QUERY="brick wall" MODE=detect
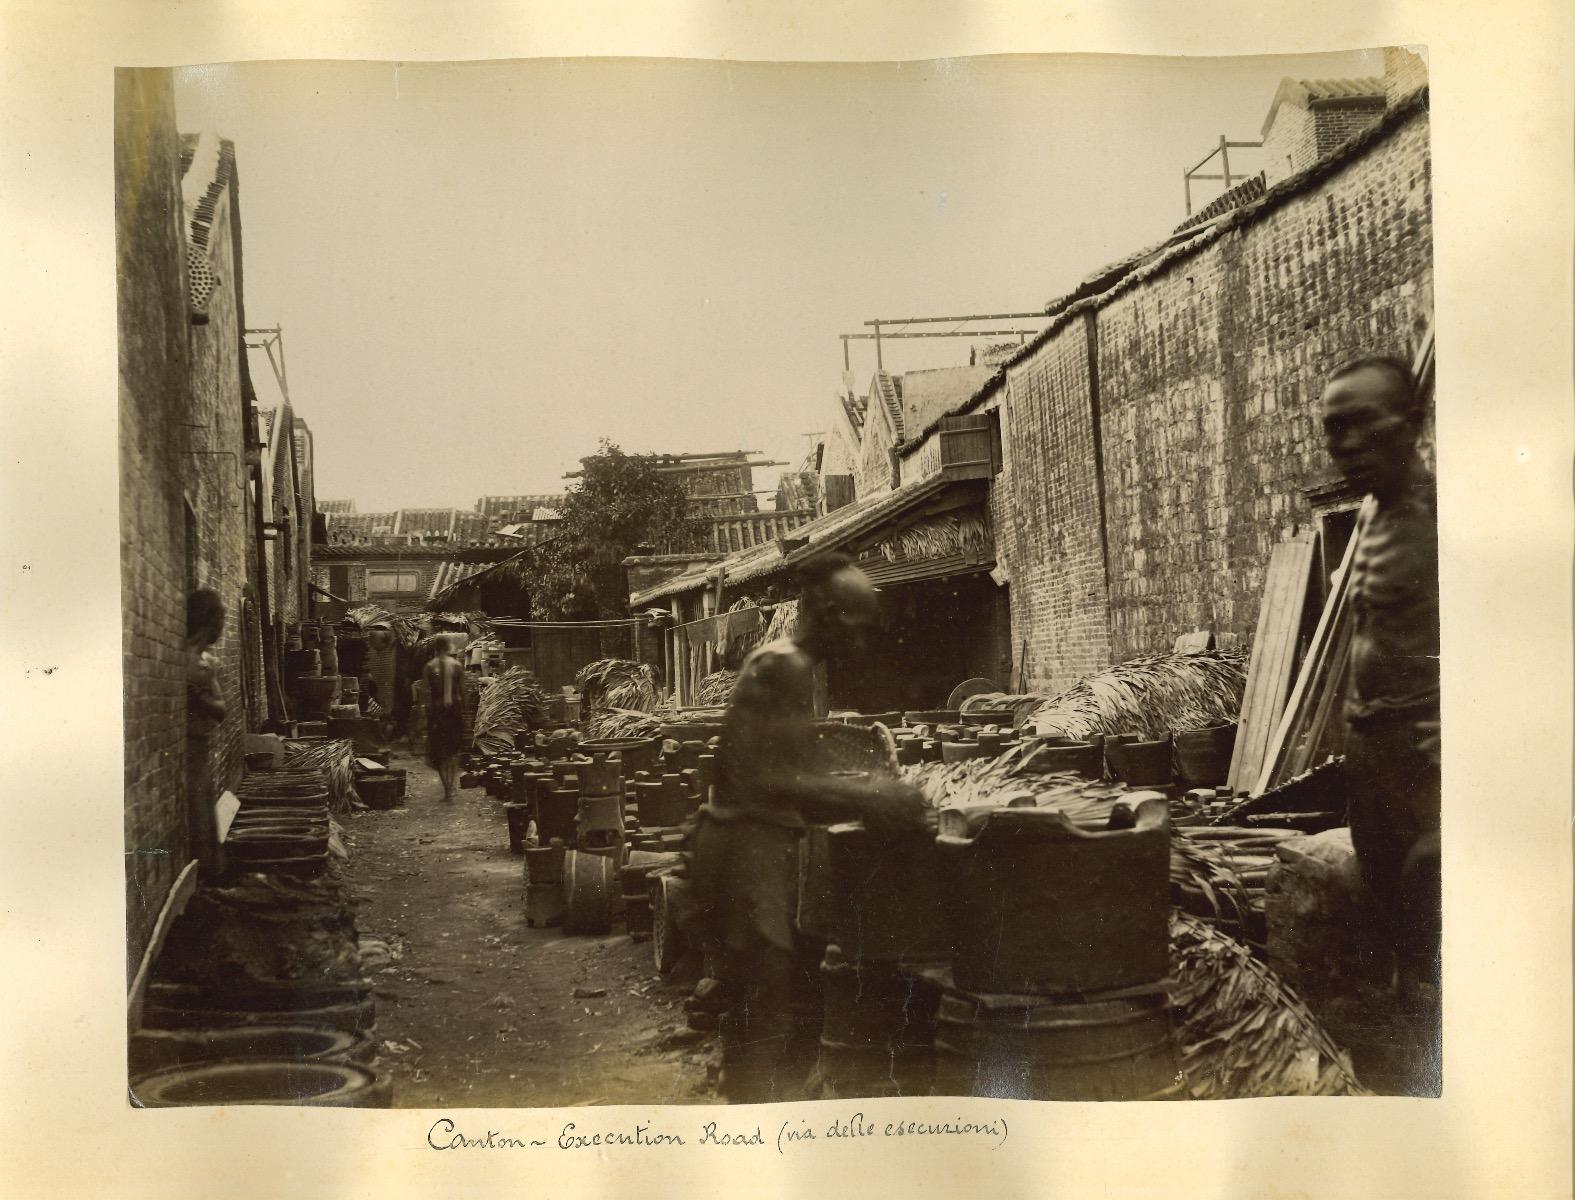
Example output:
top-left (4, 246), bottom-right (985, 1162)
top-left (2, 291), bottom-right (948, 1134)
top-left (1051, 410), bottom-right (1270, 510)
top-left (184, 153), bottom-right (251, 811)
top-left (118, 69), bottom-right (195, 979)
top-left (892, 102), bottom-right (1431, 697)
top-left (993, 322), bottom-right (1113, 694)
top-left (1311, 100), bottom-right (1387, 160)
top-left (856, 404), bottom-right (897, 497)
top-left (1097, 111), bottom-right (1432, 662)
top-left (1266, 97), bottom-right (1386, 185)
top-left (1262, 103), bottom-right (1314, 187)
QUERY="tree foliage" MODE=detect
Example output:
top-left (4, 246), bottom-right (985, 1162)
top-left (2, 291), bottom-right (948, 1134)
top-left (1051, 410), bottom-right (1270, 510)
top-left (529, 441), bottom-right (703, 618)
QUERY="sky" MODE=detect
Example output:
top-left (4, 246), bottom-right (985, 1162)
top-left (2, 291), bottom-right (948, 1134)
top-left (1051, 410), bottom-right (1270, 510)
top-left (175, 50), bottom-right (1381, 512)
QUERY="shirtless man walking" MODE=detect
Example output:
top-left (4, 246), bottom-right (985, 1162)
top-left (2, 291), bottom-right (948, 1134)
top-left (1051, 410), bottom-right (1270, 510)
top-left (423, 635), bottom-right (466, 802)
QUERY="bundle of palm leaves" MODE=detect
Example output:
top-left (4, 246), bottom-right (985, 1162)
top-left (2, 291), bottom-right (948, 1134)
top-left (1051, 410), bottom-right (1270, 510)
top-left (1169, 825), bottom-right (1302, 948)
top-left (575, 658), bottom-right (658, 712)
top-left (342, 604), bottom-right (419, 646)
top-left (1029, 651), bottom-right (1247, 740)
top-left (762, 600), bottom-right (798, 644)
top-left (472, 667), bottom-right (548, 753)
top-left (873, 512), bottom-right (992, 564)
top-left (1170, 910), bottom-right (1367, 1098)
top-left (583, 706), bottom-right (663, 741)
top-left (901, 742), bottom-right (1130, 825)
top-left (281, 738), bottom-right (359, 813)
top-left (695, 670), bottom-right (739, 706)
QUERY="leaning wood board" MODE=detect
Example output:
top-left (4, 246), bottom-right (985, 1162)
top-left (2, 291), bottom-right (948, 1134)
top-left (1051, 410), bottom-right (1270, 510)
top-left (1258, 528), bottom-right (1361, 791)
top-left (1227, 532), bottom-right (1317, 794)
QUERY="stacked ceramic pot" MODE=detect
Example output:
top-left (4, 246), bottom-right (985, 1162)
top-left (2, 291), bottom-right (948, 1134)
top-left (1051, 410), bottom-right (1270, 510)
top-left (131, 977), bottom-right (389, 1108)
top-left (226, 767), bottom-right (332, 877)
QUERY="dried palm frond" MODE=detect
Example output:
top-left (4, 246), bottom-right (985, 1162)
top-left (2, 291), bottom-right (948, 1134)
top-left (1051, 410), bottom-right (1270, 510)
top-left (583, 707), bottom-right (663, 741)
top-left (763, 600), bottom-right (798, 644)
top-left (281, 738), bottom-right (359, 813)
top-left (472, 667), bottom-right (547, 753)
top-left (1170, 910), bottom-right (1368, 1098)
top-left (1169, 825), bottom-right (1302, 945)
top-left (901, 742), bottom-right (1129, 823)
top-left (1030, 651), bottom-right (1247, 740)
top-left (695, 670), bottom-right (739, 706)
top-left (341, 604), bottom-right (420, 646)
top-left (575, 658), bottom-right (658, 712)
top-left (872, 512), bottom-right (993, 564)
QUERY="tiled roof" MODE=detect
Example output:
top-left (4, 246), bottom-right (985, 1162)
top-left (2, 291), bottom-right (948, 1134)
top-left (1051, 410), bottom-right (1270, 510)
top-left (841, 393), bottom-right (867, 437)
top-left (899, 366), bottom-right (995, 436)
top-left (872, 371), bottom-right (904, 439)
top-left (628, 472), bottom-right (982, 605)
top-left (1174, 172), bottom-right (1267, 234)
top-left (477, 493), bottom-right (566, 519)
top-left (428, 559), bottom-right (492, 600)
top-left (426, 549), bottom-right (534, 611)
top-left (1263, 76), bottom-right (1386, 136)
top-left (315, 544), bottom-right (516, 562)
top-left (1303, 77), bottom-right (1386, 101)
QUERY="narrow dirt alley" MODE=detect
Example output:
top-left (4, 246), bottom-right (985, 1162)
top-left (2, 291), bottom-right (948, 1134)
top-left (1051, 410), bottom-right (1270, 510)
top-left (341, 749), bottom-right (716, 1108)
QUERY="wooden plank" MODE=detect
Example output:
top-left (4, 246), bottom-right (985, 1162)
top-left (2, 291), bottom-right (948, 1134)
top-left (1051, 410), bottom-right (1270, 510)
top-left (1228, 533), bottom-right (1316, 792)
top-left (1259, 533), bottom-right (1318, 783)
top-left (1227, 543), bottom-right (1298, 789)
top-left (1260, 527), bottom-right (1360, 790)
top-left (1253, 522), bottom-right (1367, 784)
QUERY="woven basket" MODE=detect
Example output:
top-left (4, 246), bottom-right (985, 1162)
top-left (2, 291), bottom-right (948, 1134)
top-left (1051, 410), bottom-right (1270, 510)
top-left (814, 720), bottom-right (899, 777)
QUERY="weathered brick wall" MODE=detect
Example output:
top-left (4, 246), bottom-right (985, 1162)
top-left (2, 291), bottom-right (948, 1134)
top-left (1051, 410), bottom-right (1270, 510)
top-left (994, 320), bottom-right (1113, 695)
top-left (856, 405), bottom-right (897, 497)
top-left (1097, 111), bottom-right (1433, 661)
top-left (898, 432), bottom-right (941, 486)
top-left (185, 168), bottom-right (251, 807)
top-left (118, 70), bottom-right (193, 979)
top-left (1312, 101), bottom-right (1386, 159)
top-left (1263, 103), bottom-right (1315, 187)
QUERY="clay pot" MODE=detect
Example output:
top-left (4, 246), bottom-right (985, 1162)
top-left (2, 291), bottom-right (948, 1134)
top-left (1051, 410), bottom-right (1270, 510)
top-left (940, 741), bottom-right (985, 764)
top-left (130, 1060), bottom-right (391, 1108)
top-left (1105, 736), bottom-right (1174, 787)
top-left (580, 737), bottom-right (661, 775)
top-left (1174, 723), bottom-right (1237, 787)
top-left (129, 1025), bottom-right (373, 1077)
top-left (1024, 740), bottom-right (1104, 780)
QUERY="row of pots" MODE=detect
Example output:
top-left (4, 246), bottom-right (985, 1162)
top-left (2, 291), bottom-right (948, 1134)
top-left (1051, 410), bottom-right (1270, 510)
top-left (132, 979), bottom-right (389, 1108)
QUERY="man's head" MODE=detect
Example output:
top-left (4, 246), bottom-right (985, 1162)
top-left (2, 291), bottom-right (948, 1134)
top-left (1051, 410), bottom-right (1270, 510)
top-left (186, 588), bottom-right (225, 647)
top-left (1321, 355), bottom-right (1423, 498)
top-left (795, 552), bottom-right (879, 669)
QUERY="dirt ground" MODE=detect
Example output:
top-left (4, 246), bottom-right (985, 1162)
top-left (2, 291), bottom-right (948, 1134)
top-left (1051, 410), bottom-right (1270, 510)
top-left (342, 749), bottom-right (716, 1108)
